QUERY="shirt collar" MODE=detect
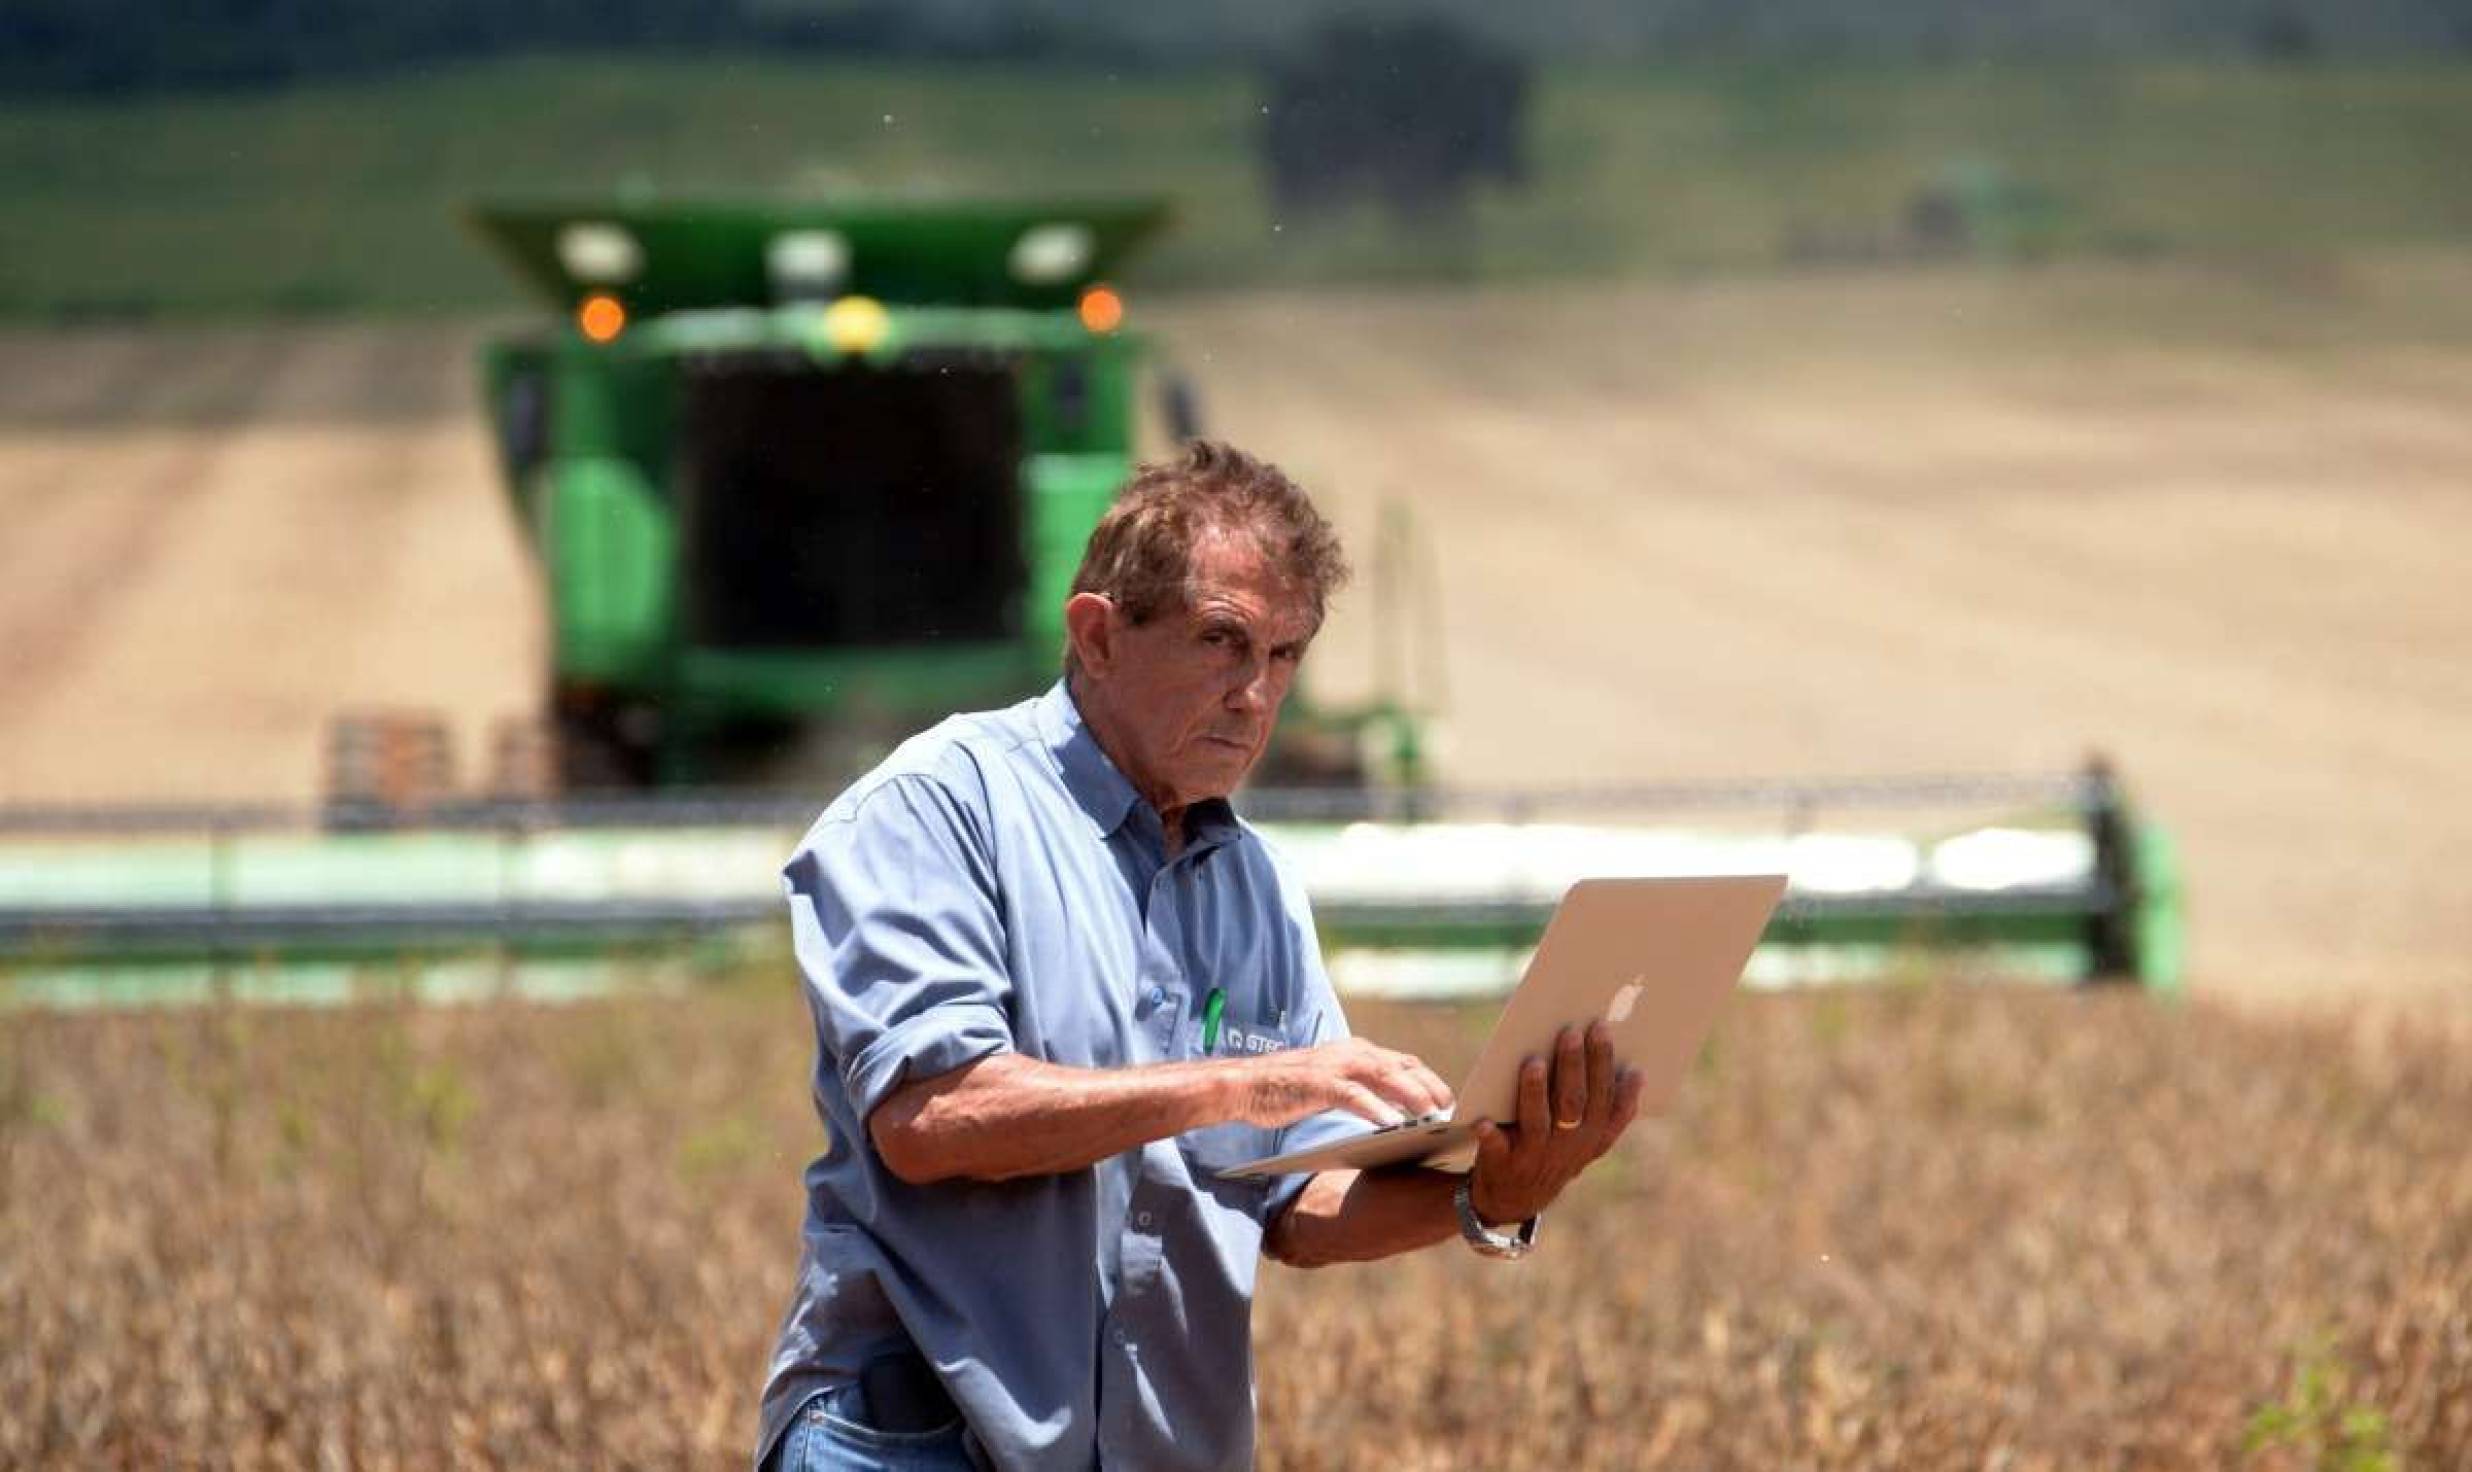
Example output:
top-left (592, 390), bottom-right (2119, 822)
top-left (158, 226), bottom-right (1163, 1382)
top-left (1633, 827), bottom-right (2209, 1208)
top-left (1038, 680), bottom-right (1142, 838)
top-left (1036, 680), bottom-right (1245, 853)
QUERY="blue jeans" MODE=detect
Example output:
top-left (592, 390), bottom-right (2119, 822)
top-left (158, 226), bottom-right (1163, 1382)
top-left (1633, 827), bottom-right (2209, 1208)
top-left (772, 1385), bottom-right (976, 1472)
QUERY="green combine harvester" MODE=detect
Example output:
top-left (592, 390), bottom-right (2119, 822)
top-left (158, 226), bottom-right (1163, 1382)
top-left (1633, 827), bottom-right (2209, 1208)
top-left (0, 198), bottom-right (2185, 1005)
top-left (456, 195), bottom-right (1262, 790)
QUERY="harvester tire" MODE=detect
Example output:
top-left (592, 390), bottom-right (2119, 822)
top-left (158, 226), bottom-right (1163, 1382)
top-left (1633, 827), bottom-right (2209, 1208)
top-left (485, 714), bottom-right (559, 803)
top-left (324, 710), bottom-right (457, 827)
top-left (552, 697), bottom-right (656, 793)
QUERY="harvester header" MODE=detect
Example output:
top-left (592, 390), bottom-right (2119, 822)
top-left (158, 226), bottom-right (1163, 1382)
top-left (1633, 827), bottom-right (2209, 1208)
top-left (464, 197), bottom-right (1170, 314)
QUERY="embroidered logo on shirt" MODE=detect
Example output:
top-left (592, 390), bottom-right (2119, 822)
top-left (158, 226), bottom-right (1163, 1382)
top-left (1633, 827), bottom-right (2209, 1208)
top-left (1216, 1023), bottom-right (1292, 1056)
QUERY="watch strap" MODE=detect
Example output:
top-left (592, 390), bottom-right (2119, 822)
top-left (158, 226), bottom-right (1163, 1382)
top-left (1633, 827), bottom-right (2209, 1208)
top-left (1452, 1178), bottom-right (1538, 1260)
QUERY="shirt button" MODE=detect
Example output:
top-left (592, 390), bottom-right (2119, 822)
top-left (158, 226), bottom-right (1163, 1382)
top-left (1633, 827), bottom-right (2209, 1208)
top-left (1136, 1211), bottom-right (1154, 1229)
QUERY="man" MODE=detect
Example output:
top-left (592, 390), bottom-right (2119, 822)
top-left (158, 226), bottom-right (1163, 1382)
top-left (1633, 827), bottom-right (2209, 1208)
top-left (758, 441), bottom-right (1644, 1471)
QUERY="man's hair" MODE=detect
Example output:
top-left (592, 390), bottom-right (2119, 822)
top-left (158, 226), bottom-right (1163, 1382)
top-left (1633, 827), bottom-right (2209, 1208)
top-left (1065, 439), bottom-right (1350, 664)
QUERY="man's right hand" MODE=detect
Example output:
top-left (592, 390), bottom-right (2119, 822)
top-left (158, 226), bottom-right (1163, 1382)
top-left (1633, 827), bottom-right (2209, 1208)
top-left (1232, 1038), bottom-right (1454, 1129)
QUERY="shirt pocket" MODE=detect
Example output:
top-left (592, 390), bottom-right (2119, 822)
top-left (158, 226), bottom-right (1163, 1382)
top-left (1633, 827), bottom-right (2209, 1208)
top-left (1173, 1003), bottom-right (1318, 1190)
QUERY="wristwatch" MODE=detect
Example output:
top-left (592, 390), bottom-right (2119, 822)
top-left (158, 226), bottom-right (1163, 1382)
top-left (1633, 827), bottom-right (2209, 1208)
top-left (1452, 1178), bottom-right (1539, 1261)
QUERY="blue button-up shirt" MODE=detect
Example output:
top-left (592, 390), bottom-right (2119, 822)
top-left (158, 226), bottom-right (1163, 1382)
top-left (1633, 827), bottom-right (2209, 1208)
top-left (757, 682), bottom-right (1361, 1471)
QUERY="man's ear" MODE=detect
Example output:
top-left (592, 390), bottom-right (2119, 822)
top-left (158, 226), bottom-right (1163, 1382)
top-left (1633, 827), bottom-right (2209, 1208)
top-left (1063, 592), bottom-right (1115, 677)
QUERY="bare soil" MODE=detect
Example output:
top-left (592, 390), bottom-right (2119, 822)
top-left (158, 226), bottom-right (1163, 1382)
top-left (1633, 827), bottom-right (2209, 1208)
top-left (4, 257), bottom-right (2470, 1000)
top-left (0, 322), bottom-right (540, 808)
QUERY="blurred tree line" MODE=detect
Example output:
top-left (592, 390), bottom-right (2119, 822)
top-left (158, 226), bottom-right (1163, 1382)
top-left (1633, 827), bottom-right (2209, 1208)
top-left (1261, 18), bottom-right (1525, 223)
top-left (9, 0), bottom-right (2472, 96)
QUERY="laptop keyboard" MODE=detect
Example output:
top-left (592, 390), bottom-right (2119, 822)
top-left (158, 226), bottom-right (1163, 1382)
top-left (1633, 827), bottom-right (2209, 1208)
top-left (1364, 1108), bottom-right (1453, 1137)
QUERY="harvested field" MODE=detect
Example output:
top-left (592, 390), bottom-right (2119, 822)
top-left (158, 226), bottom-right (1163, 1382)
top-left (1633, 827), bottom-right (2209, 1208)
top-left (3, 986), bottom-right (2467, 1468)
top-left (0, 322), bottom-right (540, 808)
top-left (5, 258), bottom-right (2472, 1000)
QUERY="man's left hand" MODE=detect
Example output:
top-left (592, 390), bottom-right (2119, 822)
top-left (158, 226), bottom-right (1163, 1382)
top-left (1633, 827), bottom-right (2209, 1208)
top-left (1466, 1020), bottom-right (1644, 1226)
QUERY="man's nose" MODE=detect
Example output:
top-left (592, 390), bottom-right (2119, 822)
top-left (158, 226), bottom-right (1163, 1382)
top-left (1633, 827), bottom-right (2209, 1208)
top-left (1225, 656), bottom-right (1276, 713)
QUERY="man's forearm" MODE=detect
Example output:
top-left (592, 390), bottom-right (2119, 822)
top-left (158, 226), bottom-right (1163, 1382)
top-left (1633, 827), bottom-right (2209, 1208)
top-left (870, 1052), bottom-right (1251, 1185)
top-left (1263, 1167), bottom-right (1470, 1268)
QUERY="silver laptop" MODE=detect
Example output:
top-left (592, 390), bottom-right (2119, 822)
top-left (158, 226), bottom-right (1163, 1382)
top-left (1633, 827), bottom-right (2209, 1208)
top-left (1221, 874), bottom-right (1787, 1178)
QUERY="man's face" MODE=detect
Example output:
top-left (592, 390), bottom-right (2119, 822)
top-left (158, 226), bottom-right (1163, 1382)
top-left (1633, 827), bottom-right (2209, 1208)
top-left (1078, 532), bottom-right (1317, 813)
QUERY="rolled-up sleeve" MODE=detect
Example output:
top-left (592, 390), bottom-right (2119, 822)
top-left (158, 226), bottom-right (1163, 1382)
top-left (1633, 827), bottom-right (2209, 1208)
top-left (785, 773), bottom-right (1015, 1124)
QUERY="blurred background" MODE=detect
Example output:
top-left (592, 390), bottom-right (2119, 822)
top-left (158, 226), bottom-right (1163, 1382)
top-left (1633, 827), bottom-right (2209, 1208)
top-left (3, 5), bottom-right (2470, 1467)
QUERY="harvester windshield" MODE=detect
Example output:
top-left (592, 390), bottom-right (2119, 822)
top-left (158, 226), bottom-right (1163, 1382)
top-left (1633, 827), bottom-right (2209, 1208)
top-left (681, 357), bottom-right (1024, 649)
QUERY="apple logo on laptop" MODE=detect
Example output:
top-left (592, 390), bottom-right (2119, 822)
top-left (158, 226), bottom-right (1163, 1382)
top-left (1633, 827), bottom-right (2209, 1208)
top-left (1607, 976), bottom-right (1646, 1024)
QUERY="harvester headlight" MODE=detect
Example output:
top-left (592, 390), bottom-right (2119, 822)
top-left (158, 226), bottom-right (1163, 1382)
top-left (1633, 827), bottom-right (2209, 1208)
top-left (1010, 222), bottom-right (1095, 286)
top-left (1078, 284), bottom-right (1125, 335)
top-left (768, 229), bottom-right (851, 300)
top-left (577, 293), bottom-right (627, 344)
top-left (556, 222), bottom-right (644, 286)
top-left (822, 295), bottom-right (891, 355)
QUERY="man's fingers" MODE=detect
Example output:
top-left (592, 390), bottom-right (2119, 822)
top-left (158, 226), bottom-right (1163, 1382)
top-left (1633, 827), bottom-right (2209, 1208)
top-left (1369, 1079), bottom-right (1434, 1118)
top-left (1582, 1020), bottom-right (1616, 1127)
top-left (1354, 1048), bottom-right (1452, 1117)
top-left (1517, 1054), bottom-right (1551, 1135)
top-left (1605, 1065), bottom-right (1645, 1138)
top-left (1474, 1120), bottom-right (1513, 1175)
top-left (1552, 1026), bottom-right (1586, 1129)
top-left (1341, 1083), bottom-right (1404, 1127)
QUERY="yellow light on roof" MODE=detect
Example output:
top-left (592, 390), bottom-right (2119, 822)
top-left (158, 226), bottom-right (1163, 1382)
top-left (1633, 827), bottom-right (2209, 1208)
top-left (823, 295), bottom-right (891, 355)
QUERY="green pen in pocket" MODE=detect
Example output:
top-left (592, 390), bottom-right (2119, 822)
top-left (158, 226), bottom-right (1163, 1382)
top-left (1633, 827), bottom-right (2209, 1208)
top-left (1200, 988), bottom-right (1226, 1053)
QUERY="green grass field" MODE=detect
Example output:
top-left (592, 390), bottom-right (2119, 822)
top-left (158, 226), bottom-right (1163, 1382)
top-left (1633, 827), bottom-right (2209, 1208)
top-left (7, 57), bottom-right (2472, 316)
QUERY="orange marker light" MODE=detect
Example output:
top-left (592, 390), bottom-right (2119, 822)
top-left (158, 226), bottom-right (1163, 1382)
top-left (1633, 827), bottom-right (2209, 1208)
top-left (1078, 285), bottom-right (1124, 335)
top-left (578, 293), bottom-right (627, 343)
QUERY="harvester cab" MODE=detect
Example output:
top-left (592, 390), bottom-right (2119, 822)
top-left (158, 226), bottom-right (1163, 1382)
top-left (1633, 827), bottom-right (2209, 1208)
top-left (453, 195), bottom-right (1292, 794)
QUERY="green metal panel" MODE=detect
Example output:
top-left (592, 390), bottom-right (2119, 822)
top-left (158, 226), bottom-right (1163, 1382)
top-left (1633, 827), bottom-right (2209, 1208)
top-left (1017, 338), bottom-right (1138, 454)
top-left (547, 458), bottom-right (673, 681)
top-left (1024, 454), bottom-right (1130, 653)
top-left (2133, 822), bottom-right (2186, 995)
top-left (549, 342), bottom-right (675, 462)
top-left (466, 198), bottom-right (1170, 313)
top-left (674, 644), bottom-right (1052, 722)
